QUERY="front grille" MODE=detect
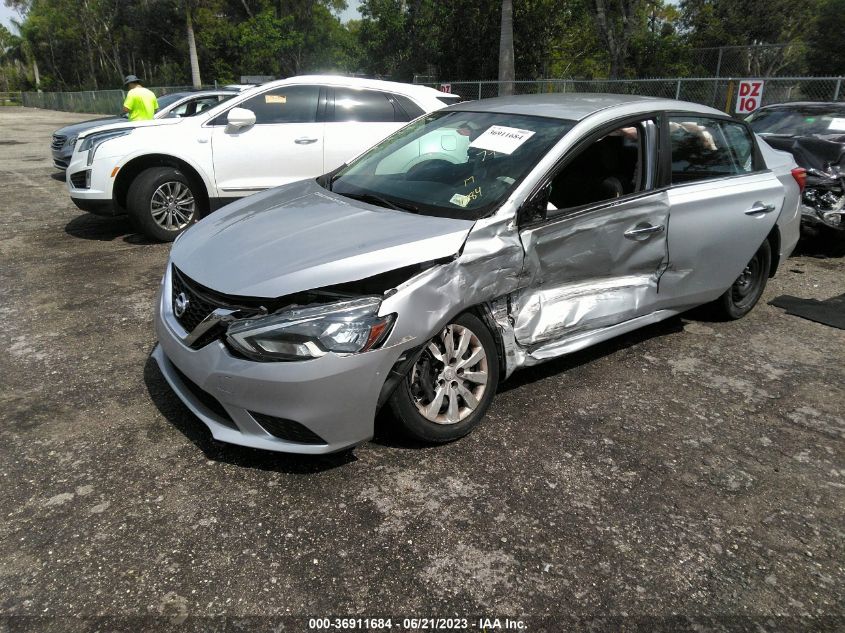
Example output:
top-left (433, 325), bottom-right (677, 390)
top-left (170, 266), bottom-right (270, 349)
top-left (51, 134), bottom-right (66, 150)
top-left (69, 170), bottom-right (90, 189)
top-left (249, 411), bottom-right (327, 445)
top-left (171, 267), bottom-right (220, 334)
top-left (170, 364), bottom-right (238, 430)
top-left (54, 158), bottom-right (69, 169)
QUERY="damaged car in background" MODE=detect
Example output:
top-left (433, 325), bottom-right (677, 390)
top-left (152, 94), bottom-right (802, 454)
top-left (747, 102), bottom-right (845, 236)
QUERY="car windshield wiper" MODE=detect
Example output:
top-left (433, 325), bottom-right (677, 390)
top-left (341, 191), bottom-right (420, 214)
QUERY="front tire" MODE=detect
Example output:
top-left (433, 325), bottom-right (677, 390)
top-left (714, 239), bottom-right (771, 319)
top-left (389, 313), bottom-right (500, 443)
top-left (126, 166), bottom-right (200, 242)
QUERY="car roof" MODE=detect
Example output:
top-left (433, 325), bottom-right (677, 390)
top-left (257, 74), bottom-right (455, 100)
top-left (445, 93), bottom-right (726, 121)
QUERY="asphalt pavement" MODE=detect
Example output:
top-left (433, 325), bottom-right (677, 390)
top-left (0, 107), bottom-right (843, 632)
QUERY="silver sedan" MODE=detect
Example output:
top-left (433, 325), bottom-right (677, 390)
top-left (153, 94), bottom-right (802, 454)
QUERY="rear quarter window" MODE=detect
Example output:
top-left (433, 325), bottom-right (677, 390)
top-left (392, 94), bottom-right (425, 121)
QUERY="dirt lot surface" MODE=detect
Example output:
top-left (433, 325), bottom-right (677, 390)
top-left (0, 107), bottom-right (843, 632)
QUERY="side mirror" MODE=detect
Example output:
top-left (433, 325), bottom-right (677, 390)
top-left (519, 184), bottom-right (551, 225)
top-left (226, 107), bottom-right (256, 130)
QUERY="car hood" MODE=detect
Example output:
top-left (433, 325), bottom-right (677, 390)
top-left (172, 179), bottom-right (475, 298)
top-left (55, 117), bottom-right (125, 137)
top-left (76, 116), bottom-right (184, 140)
top-left (760, 133), bottom-right (845, 174)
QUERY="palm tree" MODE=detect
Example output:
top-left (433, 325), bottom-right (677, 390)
top-left (185, 0), bottom-right (202, 88)
top-left (498, 0), bottom-right (514, 96)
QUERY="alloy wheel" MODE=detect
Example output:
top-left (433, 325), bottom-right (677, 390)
top-left (410, 324), bottom-right (489, 425)
top-left (150, 181), bottom-right (195, 231)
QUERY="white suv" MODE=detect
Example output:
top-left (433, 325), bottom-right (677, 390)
top-left (65, 76), bottom-right (456, 241)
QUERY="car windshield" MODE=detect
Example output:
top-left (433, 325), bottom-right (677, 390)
top-left (747, 106), bottom-right (845, 136)
top-left (156, 92), bottom-right (190, 110)
top-left (326, 111), bottom-right (575, 219)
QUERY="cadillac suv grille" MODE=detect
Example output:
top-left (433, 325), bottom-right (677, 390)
top-left (51, 134), bottom-right (66, 150)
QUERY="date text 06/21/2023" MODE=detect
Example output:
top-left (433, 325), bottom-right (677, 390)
top-left (306, 617), bottom-right (527, 630)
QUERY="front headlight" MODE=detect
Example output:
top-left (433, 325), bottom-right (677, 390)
top-left (226, 297), bottom-right (395, 361)
top-left (78, 129), bottom-right (132, 165)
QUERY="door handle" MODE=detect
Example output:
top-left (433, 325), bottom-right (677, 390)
top-left (745, 202), bottom-right (776, 215)
top-left (294, 137), bottom-right (319, 145)
top-left (624, 223), bottom-right (665, 240)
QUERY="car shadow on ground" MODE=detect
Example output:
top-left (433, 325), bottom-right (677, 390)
top-left (65, 213), bottom-right (158, 245)
top-left (50, 172), bottom-right (66, 182)
top-left (142, 355), bottom-right (357, 473)
top-left (371, 316), bottom-right (687, 450)
top-left (793, 231), bottom-right (845, 259)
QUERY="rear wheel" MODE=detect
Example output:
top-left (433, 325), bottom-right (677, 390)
top-left (127, 166), bottom-right (200, 242)
top-left (389, 313), bottom-right (499, 443)
top-left (714, 239), bottom-right (771, 319)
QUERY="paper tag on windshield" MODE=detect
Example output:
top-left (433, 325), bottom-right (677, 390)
top-left (450, 193), bottom-right (471, 207)
top-left (265, 94), bottom-right (287, 104)
top-left (828, 118), bottom-right (845, 131)
top-left (469, 125), bottom-right (535, 155)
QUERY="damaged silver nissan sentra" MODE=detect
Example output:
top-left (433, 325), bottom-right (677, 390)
top-left (153, 93), bottom-right (803, 454)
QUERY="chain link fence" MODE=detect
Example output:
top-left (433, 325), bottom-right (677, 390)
top-left (21, 86), bottom-right (206, 115)
top-left (21, 76), bottom-right (845, 116)
top-left (0, 91), bottom-right (22, 106)
top-left (429, 77), bottom-right (844, 112)
top-left (687, 45), bottom-right (804, 78)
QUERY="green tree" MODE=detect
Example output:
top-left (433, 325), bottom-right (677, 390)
top-left (805, 0), bottom-right (845, 75)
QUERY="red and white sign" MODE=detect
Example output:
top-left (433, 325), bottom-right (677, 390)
top-left (439, 83), bottom-right (452, 94)
top-left (736, 80), bottom-right (764, 114)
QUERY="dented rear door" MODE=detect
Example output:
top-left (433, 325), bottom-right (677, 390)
top-left (514, 192), bottom-right (670, 347)
top-left (656, 115), bottom-right (785, 308)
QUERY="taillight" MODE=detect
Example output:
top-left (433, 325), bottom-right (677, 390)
top-left (791, 167), bottom-right (807, 193)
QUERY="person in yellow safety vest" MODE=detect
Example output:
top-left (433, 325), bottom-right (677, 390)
top-left (122, 75), bottom-right (158, 121)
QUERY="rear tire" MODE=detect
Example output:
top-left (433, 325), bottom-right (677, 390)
top-left (713, 239), bottom-right (771, 320)
top-left (389, 313), bottom-right (499, 443)
top-left (126, 166), bottom-right (200, 242)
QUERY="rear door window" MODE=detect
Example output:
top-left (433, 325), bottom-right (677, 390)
top-left (669, 115), bottom-right (755, 183)
top-left (332, 88), bottom-right (397, 123)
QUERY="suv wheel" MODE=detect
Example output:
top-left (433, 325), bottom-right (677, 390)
top-left (389, 313), bottom-right (500, 443)
top-left (127, 166), bottom-right (200, 242)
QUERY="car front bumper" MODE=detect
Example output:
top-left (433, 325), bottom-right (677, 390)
top-left (66, 153), bottom-right (118, 215)
top-left (152, 267), bottom-right (405, 454)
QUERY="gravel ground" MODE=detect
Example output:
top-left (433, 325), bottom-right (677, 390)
top-left (0, 107), bottom-right (843, 633)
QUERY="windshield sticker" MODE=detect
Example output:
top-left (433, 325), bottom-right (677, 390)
top-left (828, 118), bottom-right (845, 131)
top-left (450, 187), bottom-right (482, 207)
top-left (450, 193), bottom-right (471, 207)
top-left (265, 94), bottom-right (287, 104)
top-left (469, 125), bottom-right (535, 155)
